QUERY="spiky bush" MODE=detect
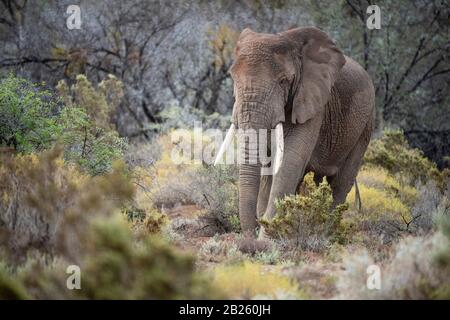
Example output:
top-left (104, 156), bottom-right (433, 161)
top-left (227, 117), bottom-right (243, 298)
top-left (345, 167), bottom-right (448, 249)
top-left (261, 173), bottom-right (349, 251)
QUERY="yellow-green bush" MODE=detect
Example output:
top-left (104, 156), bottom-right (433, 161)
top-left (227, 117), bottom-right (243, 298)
top-left (57, 74), bottom-right (123, 130)
top-left (261, 173), bottom-right (349, 251)
top-left (212, 261), bottom-right (305, 299)
top-left (356, 167), bottom-right (418, 206)
top-left (347, 179), bottom-right (412, 223)
top-left (345, 165), bottom-right (448, 240)
top-left (364, 129), bottom-right (447, 188)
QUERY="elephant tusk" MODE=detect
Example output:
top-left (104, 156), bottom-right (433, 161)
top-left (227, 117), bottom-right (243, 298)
top-left (273, 123), bottom-right (284, 175)
top-left (214, 124), bottom-right (236, 165)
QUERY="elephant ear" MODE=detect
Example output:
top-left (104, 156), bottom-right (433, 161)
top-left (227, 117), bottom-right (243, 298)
top-left (282, 27), bottom-right (345, 124)
top-left (238, 28), bottom-right (256, 43)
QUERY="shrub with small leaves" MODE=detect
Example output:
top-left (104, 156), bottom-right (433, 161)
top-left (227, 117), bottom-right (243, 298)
top-left (57, 75), bottom-right (127, 175)
top-left (261, 173), bottom-right (349, 251)
top-left (0, 74), bottom-right (61, 152)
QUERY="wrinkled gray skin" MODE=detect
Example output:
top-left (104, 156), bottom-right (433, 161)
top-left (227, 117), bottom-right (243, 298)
top-left (230, 27), bottom-right (375, 236)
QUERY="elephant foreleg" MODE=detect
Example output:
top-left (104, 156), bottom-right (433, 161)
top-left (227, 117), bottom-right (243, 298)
top-left (262, 118), bottom-right (322, 221)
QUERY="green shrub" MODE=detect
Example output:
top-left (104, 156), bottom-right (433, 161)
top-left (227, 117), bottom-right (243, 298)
top-left (261, 174), bottom-right (349, 251)
top-left (0, 74), bottom-right (127, 175)
top-left (57, 75), bottom-right (127, 175)
top-left (0, 74), bottom-right (61, 152)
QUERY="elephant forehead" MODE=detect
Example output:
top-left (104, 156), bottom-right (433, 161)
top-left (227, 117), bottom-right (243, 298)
top-left (237, 38), bottom-right (288, 55)
top-left (232, 52), bottom-right (284, 79)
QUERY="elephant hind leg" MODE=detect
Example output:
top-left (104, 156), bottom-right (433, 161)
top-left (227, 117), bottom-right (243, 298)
top-left (329, 122), bottom-right (372, 207)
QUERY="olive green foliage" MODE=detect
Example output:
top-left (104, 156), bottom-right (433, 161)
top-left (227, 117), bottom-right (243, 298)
top-left (364, 129), bottom-right (446, 187)
top-left (261, 174), bottom-right (349, 251)
top-left (57, 74), bottom-right (127, 175)
top-left (0, 74), bottom-right (127, 175)
top-left (123, 205), bottom-right (147, 222)
top-left (0, 74), bottom-right (61, 152)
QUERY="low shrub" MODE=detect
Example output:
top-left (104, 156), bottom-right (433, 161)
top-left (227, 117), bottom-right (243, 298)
top-left (198, 235), bottom-right (243, 263)
top-left (142, 210), bottom-right (168, 234)
top-left (345, 167), bottom-right (448, 246)
top-left (261, 173), bottom-right (349, 251)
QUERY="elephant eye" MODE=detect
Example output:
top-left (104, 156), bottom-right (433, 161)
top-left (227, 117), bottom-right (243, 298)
top-left (279, 76), bottom-right (288, 86)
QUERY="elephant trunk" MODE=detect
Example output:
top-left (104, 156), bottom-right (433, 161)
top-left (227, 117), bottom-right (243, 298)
top-left (236, 99), bottom-right (269, 234)
top-left (238, 161), bottom-right (261, 233)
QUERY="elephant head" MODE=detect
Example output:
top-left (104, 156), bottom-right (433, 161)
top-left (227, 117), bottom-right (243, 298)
top-left (215, 27), bottom-right (345, 234)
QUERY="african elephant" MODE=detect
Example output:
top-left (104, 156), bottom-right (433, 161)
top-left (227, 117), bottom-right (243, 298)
top-left (215, 27), bottom-right (375, 237)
